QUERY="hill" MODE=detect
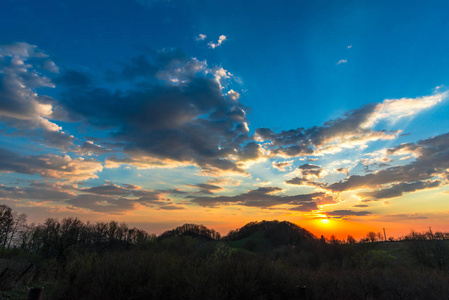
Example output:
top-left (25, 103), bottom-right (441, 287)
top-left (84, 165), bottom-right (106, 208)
top-left (158, 223), bottom-right (221, 241)
top-left (224, 220), bottom-right (316, 251)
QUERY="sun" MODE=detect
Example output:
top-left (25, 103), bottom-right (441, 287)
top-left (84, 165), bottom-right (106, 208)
top-left (320, 218), bottom-right (330, 225)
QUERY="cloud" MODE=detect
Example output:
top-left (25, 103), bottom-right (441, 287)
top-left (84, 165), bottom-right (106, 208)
top-left (337, 59), bottom-right (347, 65)
top-left (76, 141), bottom-right (111, 155)
top-left (69, 182), bottom-right (184, 213)
top-left (80, 183), bottom-right (131, 196)
top-left (208, 35), bottom-right (227, 49)
top-left (297, 164), bottom-right (324, 178)
top-left (195, 34), bottom-right (207, 41)
top-left (186, 182), bottom-right (224, 194)
top-left (207, 177), bottom-right (241, 187)
top-left (326, 210), bottom-right (372, 218)
top-left (288, 202), bottom-right (319, 212)
top-left (0, 42), bottom-right (73, 148)
top-left (327, 132), bottom-right (449, 193)
top-left (362, 92), bottom-right (447, 128)
top-left (58, 49), bottom-right (253, 174)
top-left (227, 89), bottom-right (240, 101)
top-left (347, 45), bottom-right (352, 49)
top-left (358, 180), bottom-right (442, 201)
top-left (256, 92), bottom-right (446, 159)
top-left (377, 213), bottom-right (428, 222)
top-left (0, 182), bottom-right (75, 201)
top-left (272, 160), bottom-right (293, 171)
top-left (336, 167), bottom-right (349, 175)
top-left (66, 194), bottom-right (137, 213)
top-left (80, 182), bottom-right (173, 202)
top-left (0, 147), bottom-right (102, 180)
top-left (190, 186), bottom-right (329, 209)
top-left (285, 177), bottom-right (325, 188)
top-left (158, 205), bottom-right (185, 210)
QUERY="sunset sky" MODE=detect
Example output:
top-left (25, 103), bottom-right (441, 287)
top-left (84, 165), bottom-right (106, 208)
top-left (1, 0), bottom-right (449, 239)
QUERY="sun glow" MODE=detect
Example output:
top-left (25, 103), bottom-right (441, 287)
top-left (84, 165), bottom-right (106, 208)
top-left (320, 218), bottom-right (330, 225)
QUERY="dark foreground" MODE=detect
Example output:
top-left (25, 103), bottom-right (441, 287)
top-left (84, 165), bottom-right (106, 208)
top-left (1, 208), bottom-right (448, 299)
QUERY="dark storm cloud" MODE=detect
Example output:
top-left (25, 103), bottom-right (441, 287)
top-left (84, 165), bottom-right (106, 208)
top-left (58, 50), bottom-right (252, 173)
top-left (327, 132), bottom-right (449, 192)
top-left (190, 186), bottom-right (328, 209)
top-left (358, 180), bottom-right (442, 200)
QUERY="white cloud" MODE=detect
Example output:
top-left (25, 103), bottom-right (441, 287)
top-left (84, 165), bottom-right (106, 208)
top-left (337, 59), bottom-right (347, 65)
top-left (208, 35), bottom-right (227, 49)
top-left (227, 89), bottom-right (240, 101)
top-left (212, 66), bottom-right (232, 89)
top-left (195, 34), bottom-right (207, 41)
top-left (0, 42), bottom-right (72, 148)
top-left (361, 92), bottom-right (448, 128)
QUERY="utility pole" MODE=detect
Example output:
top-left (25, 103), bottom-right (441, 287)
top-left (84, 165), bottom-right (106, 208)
top-left (383, 228), bottom-right (387, 241)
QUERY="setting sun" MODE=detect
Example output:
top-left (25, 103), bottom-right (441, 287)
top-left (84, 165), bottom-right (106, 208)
top-left (320, 219), bottom-right (330, 225)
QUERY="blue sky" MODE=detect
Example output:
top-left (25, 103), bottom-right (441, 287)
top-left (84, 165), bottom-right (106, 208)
top-left (1, 0), bottom-right (449, 237)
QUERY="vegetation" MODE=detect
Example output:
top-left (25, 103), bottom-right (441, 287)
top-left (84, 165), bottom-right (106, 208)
top-left (1, 204), bottom-right (449, 299)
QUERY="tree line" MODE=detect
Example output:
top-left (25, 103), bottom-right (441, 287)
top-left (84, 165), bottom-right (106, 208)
top-left (1, 203), bottom-right (449, 299)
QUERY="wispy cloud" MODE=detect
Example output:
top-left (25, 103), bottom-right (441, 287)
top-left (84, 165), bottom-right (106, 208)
top-left (337, 59), bottom-right (347, 65)
top-left (195, 34), bottom-right (207, 41)
top-left (190, 186), bottom-right (330, 209)
top-left (326, 210), bottom-right (372, 219)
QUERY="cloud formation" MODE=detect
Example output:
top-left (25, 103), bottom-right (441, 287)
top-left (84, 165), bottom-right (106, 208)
top-left (0, 43), bottom-right (73, 149)
top-left (0, 147), bottom-right (102, 180)
top-left (58, 49), bottom-right (253, 174)
top-left (0, 182), bottom-right (75, 201)
top-left (68, 182), bottom-right (182, 213)
top-left (190, 186), bottom-right (330, 209)
top-left (357, 180), bottom-right (442, 201)
top-left (256, 92), bottom-right (446, 158)
top-left (327, 132), bottom-right (449, 193)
